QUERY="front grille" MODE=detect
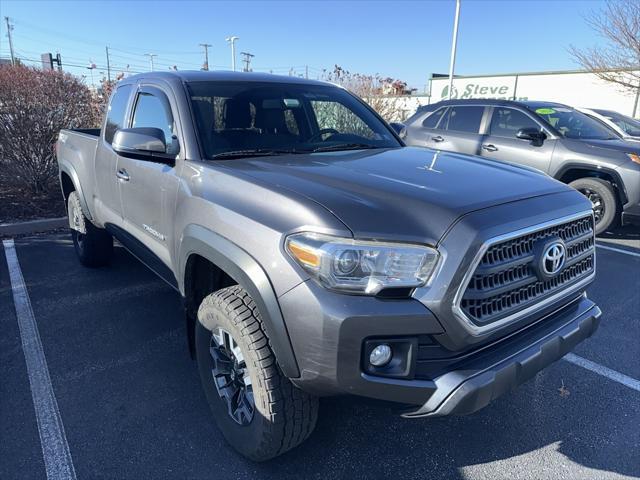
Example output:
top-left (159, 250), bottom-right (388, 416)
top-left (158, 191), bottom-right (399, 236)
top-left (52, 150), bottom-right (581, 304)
top-left (459, 215), bottom-right (595, 326)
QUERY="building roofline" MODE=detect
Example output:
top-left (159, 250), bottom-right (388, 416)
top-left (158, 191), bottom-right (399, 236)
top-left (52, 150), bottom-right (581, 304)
top-left (428, 67), bottom-right (639, 80)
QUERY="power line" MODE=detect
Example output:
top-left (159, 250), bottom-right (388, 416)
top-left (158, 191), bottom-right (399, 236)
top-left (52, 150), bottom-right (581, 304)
top-left (7, 53), bottom-right (146, 74)
top-left (4, 16), bottom-right (331, 80)
top-left (13, 18), bottom-right (202, 56)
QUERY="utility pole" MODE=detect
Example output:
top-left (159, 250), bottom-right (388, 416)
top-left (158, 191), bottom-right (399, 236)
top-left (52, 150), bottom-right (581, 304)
top-left (240, 52), bottom-right (254, 72)
top-left (446, 0), bottom-right (461, 100)
top-left (144, 53), bottom-right (157, 71)
top-left (305, 65), bottom-right (308, 79)
top-left (225, 36), bottom-right (239, 71)
top-left (199, 43), bottom-right (212, 70)
top-left (105, 46), bottom-right (111, 82)
top-left (4, 17), bottom-right (15, 66)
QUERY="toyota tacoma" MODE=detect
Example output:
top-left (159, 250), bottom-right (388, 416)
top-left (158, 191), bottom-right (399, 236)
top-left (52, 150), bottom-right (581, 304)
top-left (56, 71), bottom-right (601, 461)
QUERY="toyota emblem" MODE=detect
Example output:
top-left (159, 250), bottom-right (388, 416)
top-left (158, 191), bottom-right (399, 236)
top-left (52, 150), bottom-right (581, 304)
top-left (542, 241), bottom-right (566, 276)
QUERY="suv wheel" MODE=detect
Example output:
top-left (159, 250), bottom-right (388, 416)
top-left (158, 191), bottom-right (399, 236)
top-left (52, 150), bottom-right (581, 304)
top-left (196, 285), bottom-right (318, 461)
top-left (569, 177), bottom-right (618, 235)
top-left (67, 191), bottom-right (113, 267)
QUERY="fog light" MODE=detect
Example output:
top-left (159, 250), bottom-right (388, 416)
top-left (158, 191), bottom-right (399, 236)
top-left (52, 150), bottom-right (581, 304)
top-left (369, 344), bottom-right (392, 367)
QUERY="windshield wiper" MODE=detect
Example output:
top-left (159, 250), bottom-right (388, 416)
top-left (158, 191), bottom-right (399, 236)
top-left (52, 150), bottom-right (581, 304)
top-left (310, 143), bottom-right (382, 153)
top-left (212, 148), bottom-right (300, 160)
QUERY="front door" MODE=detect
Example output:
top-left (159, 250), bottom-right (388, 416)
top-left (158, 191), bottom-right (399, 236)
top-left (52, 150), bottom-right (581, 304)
top-left (94, 84), bottom-right (133, 225)
top-left (426, 105), bottom-right (486, 156)
top-left (116, 85), bottom-right (181, 270)
top-left (480, 106), bottom-right (556, 173)
top-left (406, 106), bottom-right (448, 148)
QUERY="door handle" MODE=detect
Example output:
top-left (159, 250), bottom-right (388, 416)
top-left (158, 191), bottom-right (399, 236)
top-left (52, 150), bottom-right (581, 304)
top-left (431, 135), bottom-right (444, 143)
top-left (482, 144), bottom-right (498, 152)
top-left (116, 168), bottom-right (130, 181)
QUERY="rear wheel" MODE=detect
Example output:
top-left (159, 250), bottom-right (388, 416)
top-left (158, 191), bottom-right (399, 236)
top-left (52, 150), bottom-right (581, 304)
top-left (196, 285), bottom-right (318, 461)
top-left (67, 191), bottom-right (113, 267)
top-left (569, 177), bottom-right (618, 235)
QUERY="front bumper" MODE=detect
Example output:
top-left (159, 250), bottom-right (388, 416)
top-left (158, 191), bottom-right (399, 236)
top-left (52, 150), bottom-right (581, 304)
top-left (280, 274), bottom-right (600, 412)
top-left (403, 295), bottom-right (600, 417)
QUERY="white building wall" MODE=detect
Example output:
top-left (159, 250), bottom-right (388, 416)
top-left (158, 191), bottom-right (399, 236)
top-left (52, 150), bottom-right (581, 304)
top-left (427, 70), bottom-right (639, 117)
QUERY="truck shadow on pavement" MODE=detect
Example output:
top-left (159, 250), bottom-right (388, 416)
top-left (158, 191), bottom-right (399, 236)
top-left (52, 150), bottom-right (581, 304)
top-left (10, 234), bottom-right (639, 480)
top-left (599, 224), bottom-right (640, 244)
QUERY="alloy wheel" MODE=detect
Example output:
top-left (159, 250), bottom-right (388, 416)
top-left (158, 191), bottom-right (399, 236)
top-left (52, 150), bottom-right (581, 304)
top-left (579, 187), bottom-right (605, 225)
top-left (209, 327), bottom-right (254, 426)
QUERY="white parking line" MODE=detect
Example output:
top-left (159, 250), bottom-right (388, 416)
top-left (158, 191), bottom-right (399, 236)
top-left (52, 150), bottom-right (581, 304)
top-left (596, 243), bottom-right (640, 258)
top-left (2, 239), bottom-right (77, 480)
top-left (563, 353), bottom-right (640, 393)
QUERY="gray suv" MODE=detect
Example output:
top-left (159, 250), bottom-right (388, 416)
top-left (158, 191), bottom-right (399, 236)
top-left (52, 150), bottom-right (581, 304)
top-left (57, 73), bottom-right (601, 460)
top-left (403, 99), bottom-right (640, 234)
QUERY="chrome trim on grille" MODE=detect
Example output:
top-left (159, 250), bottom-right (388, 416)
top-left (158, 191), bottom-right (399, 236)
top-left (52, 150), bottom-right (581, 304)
top-left (452, 211), bottom-right (596, 336)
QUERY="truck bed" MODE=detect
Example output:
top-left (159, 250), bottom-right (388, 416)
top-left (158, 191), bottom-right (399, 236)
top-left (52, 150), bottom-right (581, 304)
top-left (69, 128), bottom-right (101, 137)
top-left (57, 128), bottom-right (101, 218)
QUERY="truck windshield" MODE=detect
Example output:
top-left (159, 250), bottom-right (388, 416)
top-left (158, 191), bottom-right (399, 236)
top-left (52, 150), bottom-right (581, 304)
top-left (186, 81), bottom-right (400, 159)
top-left (528, 105), bottom-right (618, 140)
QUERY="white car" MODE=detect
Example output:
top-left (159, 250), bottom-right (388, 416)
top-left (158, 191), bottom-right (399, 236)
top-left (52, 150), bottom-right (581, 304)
top-left (578, 107), bottom-right (640, 143)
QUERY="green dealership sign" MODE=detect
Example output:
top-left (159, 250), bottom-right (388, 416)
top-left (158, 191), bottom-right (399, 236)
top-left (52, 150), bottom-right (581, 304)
top-left (440, 82), bottom-right (512, 100)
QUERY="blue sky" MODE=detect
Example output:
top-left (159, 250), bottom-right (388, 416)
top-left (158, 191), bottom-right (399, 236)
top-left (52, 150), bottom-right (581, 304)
top-left (0, 0), bottom-right (605, 90)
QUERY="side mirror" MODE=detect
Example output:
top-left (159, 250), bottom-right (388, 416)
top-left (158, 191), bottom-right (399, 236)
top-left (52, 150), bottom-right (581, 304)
top-left (112, 127), bottom-right (175, 163)
top-left (516, 127), bottom-right (547, 143)
top-left (389, 122), bottom-right (407, 139)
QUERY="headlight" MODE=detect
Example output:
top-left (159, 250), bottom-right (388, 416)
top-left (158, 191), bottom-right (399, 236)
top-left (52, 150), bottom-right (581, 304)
top-left (285, 232), bottom-right (439, 295)
top-left (627, 152), bottom-right (640, 165)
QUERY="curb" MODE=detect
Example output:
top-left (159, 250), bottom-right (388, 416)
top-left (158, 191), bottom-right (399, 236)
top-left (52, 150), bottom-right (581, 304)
top-left (0, 217), bottom-right (67, 236)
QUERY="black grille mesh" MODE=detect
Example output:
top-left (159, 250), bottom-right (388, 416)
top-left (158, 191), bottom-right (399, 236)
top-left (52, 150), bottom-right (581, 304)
top-left (460, 216), bottom-right (595, 325)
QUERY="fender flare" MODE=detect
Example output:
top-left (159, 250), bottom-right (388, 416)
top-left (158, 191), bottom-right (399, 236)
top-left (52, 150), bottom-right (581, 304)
top-left (553, 162), bottom-right (628, 205)
top-left (58, 160), bottom-right (93, 221)
top-left (178, 224), bottom-right (300, 378)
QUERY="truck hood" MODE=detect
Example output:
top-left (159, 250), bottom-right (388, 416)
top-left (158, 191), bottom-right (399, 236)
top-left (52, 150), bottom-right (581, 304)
top-left (220, 147), bottom-right (570, 244)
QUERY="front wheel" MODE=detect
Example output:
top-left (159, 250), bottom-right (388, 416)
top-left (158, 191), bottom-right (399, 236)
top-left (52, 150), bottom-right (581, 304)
top-left (196, 285), bottom-right (318, 461)
top-left (569, 177), bottom-right (619, 235)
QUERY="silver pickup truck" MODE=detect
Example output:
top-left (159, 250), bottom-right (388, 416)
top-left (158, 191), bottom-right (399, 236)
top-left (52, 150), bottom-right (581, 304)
top-left (57, 71), bottom-right (601, 461)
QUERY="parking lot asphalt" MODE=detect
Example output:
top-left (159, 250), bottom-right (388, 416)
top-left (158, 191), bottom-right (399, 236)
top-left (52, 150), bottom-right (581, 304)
top-left (1, 232), bottom-right (639, 480)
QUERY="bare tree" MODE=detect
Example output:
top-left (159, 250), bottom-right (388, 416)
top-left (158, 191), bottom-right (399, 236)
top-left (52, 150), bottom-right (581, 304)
top-left (0, 65), bottom-right (101, 193)
top-left (321, 65), bottom-right (411, 122)
top-left (569, 1), bottom-right (640, 94)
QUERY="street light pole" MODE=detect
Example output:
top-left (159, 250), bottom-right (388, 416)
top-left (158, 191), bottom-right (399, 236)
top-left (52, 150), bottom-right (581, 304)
top-left (225, 36), bottom-right (239, 71)
top-left (447, 0), bottom-right (461, 99)
top-left (144, 53), bottom-right (157, 72)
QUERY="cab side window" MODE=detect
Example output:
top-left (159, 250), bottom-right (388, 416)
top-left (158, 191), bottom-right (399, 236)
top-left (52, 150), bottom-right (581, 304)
top-left (422, 107), bottom-right (448, 129)
top-left (442, 106), bottom-right (484, 133)
top-left (131, 91), bottom-right (178, 154)
top-left (104, 85), bottom-right (133, 144)
top-left (490, 108), bottom-right (540, 137)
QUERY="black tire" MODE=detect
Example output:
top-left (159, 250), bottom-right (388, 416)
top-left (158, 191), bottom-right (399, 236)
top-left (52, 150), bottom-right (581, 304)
top-left (569, 177), bottom-right (619, 235)
top-left (67, 191), bottom-right (113, 267)
top-left (196, 285), bottom-right (318, 461)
